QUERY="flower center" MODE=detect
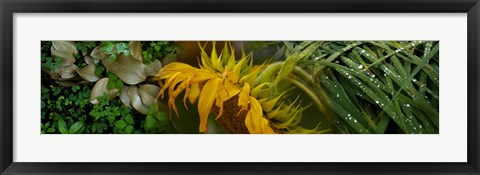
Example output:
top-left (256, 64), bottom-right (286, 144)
top-left (214, 95), bottom-right (250, 134)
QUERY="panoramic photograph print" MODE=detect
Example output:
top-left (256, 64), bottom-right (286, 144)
top-left (41, 41), bottom-right (439, 134)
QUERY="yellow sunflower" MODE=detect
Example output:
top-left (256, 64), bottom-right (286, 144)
top-left (155, 42), bottom-right (323, 134)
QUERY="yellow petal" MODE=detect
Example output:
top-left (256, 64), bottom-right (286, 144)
top-left (245, 97), bottom-right (275, 134)
top-left (225, 71), bottom-right (239, 84)
top-left (159, 72), bottom-right (181, 98)
top-left (182, 71), bottom-right (201, 109)
top-left (188, 83), bottom-right (200, 104)
top-left (238, 83), bottom-right (251, 112)
top-left (168, 73), bottom-right (190, 101)
top-left (217, 79), bottom-right (241, 101)
top-left (168, 82), bottom-right (186, 118)
top-left (159, 62), bottom-right (196, 76)
top-left (198, 78), bottom-right (220, 133)
top-left (190, 69), bottom-right (217, 83)
top-left (215, 94), bottom-right (223, 120)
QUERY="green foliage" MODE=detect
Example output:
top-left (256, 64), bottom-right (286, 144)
top-left (57, 119), bottom-right (86, 134)
top-left (41, 41), bottom-right (174, 134)
top-left (41, 41), bottom-right (52, 53)
top-left (76, 41), bottom-right (97, 55)
top-left (114, 114), bottom-right (135, 134)
top-left (41, 84), bottom-right (92, 134)
top-left (141, 41), bottom-right (177, 64)
top-left (41, 84), bottom-right (172, 134)
top-left (100, 41), bottom-right (130, 62)
top-left (294, 41), bottom-right (439, 134)
top-left (144, 104), bottom-right (171, 133)
top-left (41, 40), bottom-right (439, 134)
top-left (41, 53), bottom-right (62, 70)
top-left (106, 72), bottom-right (124, 90)
top-left (89, 93), bottom-right (138, 134)
top-left (41, 83), bottom-right (145, 134)
top-left (95, 64), bottom-right (105, 76)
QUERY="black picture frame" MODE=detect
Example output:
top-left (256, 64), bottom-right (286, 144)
top-left (1, 0), bottom-right (479, 174)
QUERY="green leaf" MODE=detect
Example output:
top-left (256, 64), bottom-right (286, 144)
top-left (95, 65), bottom-right (105, 76)
top-left (47, 128), bottom-right (55, 133)
top-left (115, 80), bottom-right (124, 90)
top-left (68, 122), bottom-right (84, 134)
top-left (125, 115), bottom-right (134, 125)
top-left (41, 101), bottom-right (46, 109)
top-left (124, 125), bottom-right (134, 134)
top-left (100, 42), bottom-right (115, 53)
top-left (107, 72), bottom-right (118, 80)
top-left (275, 42), bottom-right (320, 85)
top-left (97, 123), bottom-right (107, 131)
top-left (148, 104), bottom-right (157, 115)
top-left (52, 87), bottom-right (61, 96)
top-left (158, 111), bottom-right (169, 122)
top-left (108, 54), bottom-right (117, 62)
top-left (107, 80), bottom-right (116, 90)
top-left (115, 120), bottom-right (128, 129)
top-left (107, 115), bottom-right (116, 124)
top-left (57, 119), bottom-right (69, 134)
top-left (116, 43), bottom-right (128, 53)
top-left (71, 85), bottom-right (80, 93)
top-left (145, 115), bottom-right (156, 131)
